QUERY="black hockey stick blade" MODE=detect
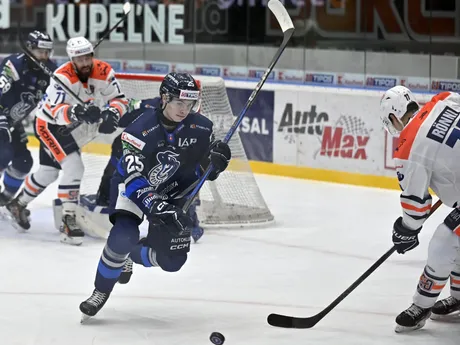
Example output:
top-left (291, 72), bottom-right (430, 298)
top-left (94, 2), bottom-right (131, 50)
top-left (267, 247), bottom-right (396, 329)
top-left (268, 199), bottom-right (443, 329)
top-left (182, 0), bottom-right (294, 211)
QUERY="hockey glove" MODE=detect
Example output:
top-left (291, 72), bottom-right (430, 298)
top-left (69, 104), bottom-right (102, 124)
top-left (99, 107), bottom-right (120, 134)
top-left (209, 140), bottom-right (231, 175)
top-left (392, 216), bottom-right (421, 254)
top-left (149, 201), bottom-right (193, 236)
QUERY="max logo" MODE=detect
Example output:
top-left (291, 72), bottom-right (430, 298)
top-left (148, 150), bottom-right (181, 187)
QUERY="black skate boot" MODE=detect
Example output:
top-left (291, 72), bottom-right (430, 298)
top-left (431, 296), bottom-right (460, 321)
top-left (60, 214), bottom-right (84, 246)
top-left (395, 303), bottom-right (431, 333)
top-left (79, 289), bottom-right (110, 322)
top-left (5, 198), bottom-right (31, 231)
top-left (0, 192), bottom-right (11, 206)
top-left (118, 257), bottom-right (133, 284)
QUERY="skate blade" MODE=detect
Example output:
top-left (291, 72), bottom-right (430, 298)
top-left (60, 233), bottom-right (83, 246)
top-left (431, 311), bottom-right (460, 322)
top-left (0, 208), bottom-right (29, 233)
top-left (395, 320), bottom-right (427, 333)
top-left (80, 313), bottom-right (92, 324)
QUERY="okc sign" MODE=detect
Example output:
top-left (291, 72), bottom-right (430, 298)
top-left (46, 3), bottom-right (184, 44)
top-left (266, 0), bottom-right (460, 42)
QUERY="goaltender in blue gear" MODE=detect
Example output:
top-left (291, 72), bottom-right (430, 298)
top-left (79, 72), bottom-right (232, 320)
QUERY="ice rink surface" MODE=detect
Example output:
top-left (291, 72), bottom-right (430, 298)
top-left (1, 151), bottom-right (459, 345)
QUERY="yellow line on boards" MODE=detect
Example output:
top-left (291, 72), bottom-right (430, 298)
top-left (27, 135), bottom-right (400, 190)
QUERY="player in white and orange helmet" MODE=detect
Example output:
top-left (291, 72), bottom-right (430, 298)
top-left (380, 86), bottom-right (460, 332)
top-left (6, 36), bottom-right (129, 246)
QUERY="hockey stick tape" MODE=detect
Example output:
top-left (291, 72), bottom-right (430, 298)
top-left (123, 2), bottom-right (131, 14)
top-left (268, 0), bottom-right (295, 33)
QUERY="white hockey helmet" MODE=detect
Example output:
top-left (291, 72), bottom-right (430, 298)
top-left (379, 85), bottom-right (419, 136)
top-left (66, 37), bottom-right (94, 59)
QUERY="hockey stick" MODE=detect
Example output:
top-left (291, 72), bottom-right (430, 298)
top-left (267, 199), bottom-right (443, 329)
top-left (182, 0), bottom-right (294, 211)
top-left (93, 2), bottom-right (131, 50)
top-left (19, 39), bottom-right (86, 107)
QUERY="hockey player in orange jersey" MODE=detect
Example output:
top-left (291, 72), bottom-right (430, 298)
top-left (5, 37), bottom-right (129, 246)
top-left (380, 86), bottom-right (460, 332)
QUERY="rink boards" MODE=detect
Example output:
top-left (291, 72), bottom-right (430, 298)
top-left (25, 79), bottom-right (436, 191)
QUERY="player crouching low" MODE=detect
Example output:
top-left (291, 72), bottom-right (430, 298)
top-left (79, 72), bottom-right (231, 320)
top-left (380, 86), bottom-right (460, 332)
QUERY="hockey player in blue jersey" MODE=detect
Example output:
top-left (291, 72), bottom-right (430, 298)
top-left (0, 31), bottom-right (55, 219)
top-left (90, 97), bottom-right (205, 243)
top-left (79, 73), bottom-right (231, 319)
top-left (74, 96), bottom-right (204, 241)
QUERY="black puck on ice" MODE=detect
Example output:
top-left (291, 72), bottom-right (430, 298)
top-left (209, 332), bottom-right (225, 345)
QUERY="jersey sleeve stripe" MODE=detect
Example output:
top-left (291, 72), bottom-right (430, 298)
top-left (51, 104), bottom-right (72, 124)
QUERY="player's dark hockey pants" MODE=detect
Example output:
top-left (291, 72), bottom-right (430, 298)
top-left (95, 213), bottom-right (190, 293)
top-left (0, 126), bottom-right (33, 197)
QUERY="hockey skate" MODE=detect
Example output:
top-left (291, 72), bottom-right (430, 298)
top-left (60, 214), bottom-right (84, 246)
top-left (395, 303), bottom-right (431, 333)
top-left (79, 288), bottom-right (110, 322)
top-left (2, 197), bottom-right (31, 231)
top-left (0, 192), bottom-right (11, 207)
top-left (118, 257), bottom-right (133, 284)
top-left (430, 296), bottom-right (460, 321)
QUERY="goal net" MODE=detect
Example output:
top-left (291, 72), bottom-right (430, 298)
top-left (80, 73), bottom-right (274, 229)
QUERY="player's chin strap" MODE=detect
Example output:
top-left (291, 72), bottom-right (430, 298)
top-left (181, 0), bottom-right (295, 212)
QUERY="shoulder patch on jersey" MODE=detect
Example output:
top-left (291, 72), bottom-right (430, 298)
top-left (56, 62), bottom-right (79, 84)
top-left (4, 59), bottom-right (20, 81)
top-left (91, 59), bottom-right (112, 81)
top-left (121, 132), bottom-right (146, 150)
top-left (189, 112), bottom-right (213, 130)
top-left (141, 124), bottom-right (160, 137)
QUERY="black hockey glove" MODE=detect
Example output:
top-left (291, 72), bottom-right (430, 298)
top-left (149, 201), bottom-right (193, 236)
top-left (392, 217), bottom-right (421, 254)
top-left (209, 140), bottom-right (231, 175)
top-left (69, 104), bottom-right (102, 124)
top-left (99, 107), bottom-right (120, 134)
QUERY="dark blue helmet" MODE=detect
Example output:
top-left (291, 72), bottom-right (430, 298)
top-left (159, 72), bottom-right (200, 105)
top-left (26, 30), bottom-right (53, 53)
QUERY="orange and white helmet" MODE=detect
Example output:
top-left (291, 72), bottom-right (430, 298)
top-left (66, 37), bottom-right (93, 59)
top-left (379, 85), bottom-right (419, 136)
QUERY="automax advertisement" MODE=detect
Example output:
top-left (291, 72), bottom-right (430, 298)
top-left (273, 88), bottom-right (391, 176)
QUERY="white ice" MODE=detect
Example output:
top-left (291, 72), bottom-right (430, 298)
top-left (1, 150), bottom-right (459, 345)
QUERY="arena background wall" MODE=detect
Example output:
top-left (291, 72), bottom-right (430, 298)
top-left (0, 53), bottom-right (440, 191)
